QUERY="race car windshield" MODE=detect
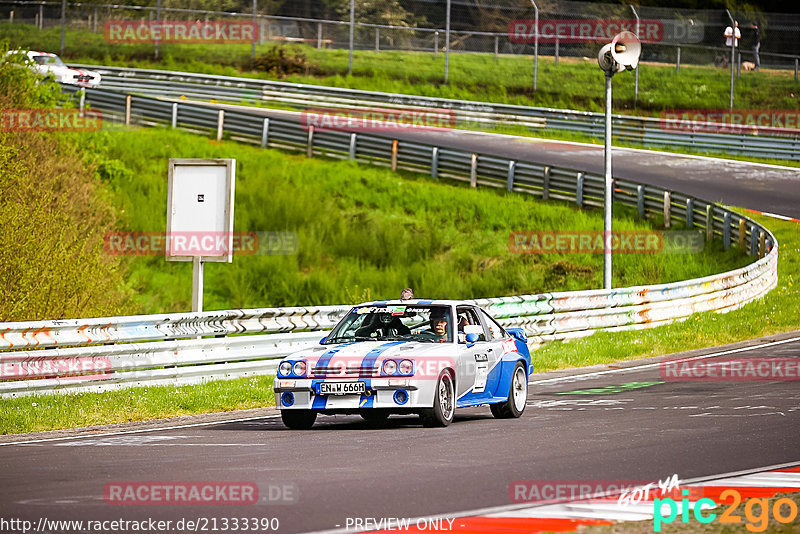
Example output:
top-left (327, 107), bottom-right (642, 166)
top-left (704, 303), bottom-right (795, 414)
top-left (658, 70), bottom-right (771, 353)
top-left (33, 55), bottom-right (65, 66)
top-left (324, 305), bottom-right (453, 344)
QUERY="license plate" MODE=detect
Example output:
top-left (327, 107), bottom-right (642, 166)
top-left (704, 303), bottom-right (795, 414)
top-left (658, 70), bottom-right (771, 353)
top-left (318, 382), bottom-right (366, 395)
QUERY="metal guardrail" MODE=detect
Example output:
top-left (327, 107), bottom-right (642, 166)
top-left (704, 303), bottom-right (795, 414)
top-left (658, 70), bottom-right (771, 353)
top-left (0, 83), bottom-right (778, 397)
top-left (77, 64), bottom-right (800, 161)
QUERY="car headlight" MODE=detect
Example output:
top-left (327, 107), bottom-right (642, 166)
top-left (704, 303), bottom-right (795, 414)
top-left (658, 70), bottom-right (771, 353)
top-left (278, 361), bottom-right (292, 377)
top-left (292, 361), bottom-right (307, 376)
top-left (382, 360), bottom-right (397, 375)
top-left (399, 359), bottom-right (413, 375)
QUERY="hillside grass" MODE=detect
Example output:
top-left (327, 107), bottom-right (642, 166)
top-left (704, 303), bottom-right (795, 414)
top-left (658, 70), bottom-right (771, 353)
top-left (3, 22), bottom-right (798, 115)
top-left (71, 124), bottom-right (752, 313)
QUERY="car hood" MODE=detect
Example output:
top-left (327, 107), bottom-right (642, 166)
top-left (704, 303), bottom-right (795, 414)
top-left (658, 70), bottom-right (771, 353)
top-left (44, 65), bottom-right (99, 77)
top-left (285, 340), bottom-right (456, 373)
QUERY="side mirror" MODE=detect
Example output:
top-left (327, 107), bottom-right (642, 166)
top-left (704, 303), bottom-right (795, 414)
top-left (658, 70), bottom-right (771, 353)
top-left (465, 333), bottom-right (479, 343)
top-left (507, 328), bottom-right (527, 343)
top-left (319, 336), bottom-right (327, 345)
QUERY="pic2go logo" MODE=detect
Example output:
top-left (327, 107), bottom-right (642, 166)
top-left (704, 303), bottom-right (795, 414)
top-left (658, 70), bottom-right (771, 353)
top-left (654, 489), bottom-right (799, 532)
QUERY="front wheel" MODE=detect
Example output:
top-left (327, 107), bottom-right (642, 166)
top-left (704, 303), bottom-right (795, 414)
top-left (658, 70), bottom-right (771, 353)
top-left (281, 409), bottom-right (317, 430)
top-left (421, 371), bottom-right (455, 427)
top-left (490, 361), bottom-right (527, 419)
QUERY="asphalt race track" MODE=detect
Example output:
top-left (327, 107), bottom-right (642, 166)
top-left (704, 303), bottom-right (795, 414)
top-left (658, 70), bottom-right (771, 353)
top-left (204, 103), bottom-right (800, 219)
top-left (2, 331), bottom-right (799, 533)
top-left (2, 103), bottom-right (799, 534)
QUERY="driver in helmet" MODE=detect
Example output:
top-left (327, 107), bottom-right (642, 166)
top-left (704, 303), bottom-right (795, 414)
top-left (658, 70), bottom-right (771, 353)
top-left (428, 308), bottom-right (451, 342)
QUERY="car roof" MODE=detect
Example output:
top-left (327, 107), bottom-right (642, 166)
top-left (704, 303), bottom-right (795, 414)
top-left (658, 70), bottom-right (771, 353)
top-left (355, 299), bottom-right (474, 307)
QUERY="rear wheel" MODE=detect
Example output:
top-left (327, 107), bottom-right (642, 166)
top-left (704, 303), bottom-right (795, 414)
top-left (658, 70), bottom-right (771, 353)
top-left (421, 371), bottom-right (455, 427)
top-left (490, 362), bottom-right (527, 419)
top-left (281, 409), bottom-right (317, 430)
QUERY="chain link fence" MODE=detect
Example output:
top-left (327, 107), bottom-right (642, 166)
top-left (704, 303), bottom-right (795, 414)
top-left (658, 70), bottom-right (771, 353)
top-left (1, 1), bottom-right (799, 81)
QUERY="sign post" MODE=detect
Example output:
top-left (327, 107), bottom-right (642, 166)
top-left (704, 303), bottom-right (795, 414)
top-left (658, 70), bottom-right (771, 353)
top-left (166, 159), bottom-right (236, 312)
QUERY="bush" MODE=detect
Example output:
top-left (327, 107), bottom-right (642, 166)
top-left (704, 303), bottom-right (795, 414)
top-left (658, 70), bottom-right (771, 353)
top-left (0, 42), bottom-right (131, 321)
top-left (246, 45), bottom-right (312, 77)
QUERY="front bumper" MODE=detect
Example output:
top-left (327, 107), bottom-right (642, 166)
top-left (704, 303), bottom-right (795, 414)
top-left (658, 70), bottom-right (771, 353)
top-left (274, 378), bottom-right (432, 410)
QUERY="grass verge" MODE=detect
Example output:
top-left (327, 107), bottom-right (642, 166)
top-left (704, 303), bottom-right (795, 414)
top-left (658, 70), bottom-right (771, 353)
top-left (0, 375), bottom-right (275, 435)
top-left (535, 210), bottom-right (798, 372)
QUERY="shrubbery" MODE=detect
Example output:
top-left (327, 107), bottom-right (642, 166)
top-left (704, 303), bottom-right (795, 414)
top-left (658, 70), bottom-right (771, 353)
top-left (0, 42), bottom-right (131, 321)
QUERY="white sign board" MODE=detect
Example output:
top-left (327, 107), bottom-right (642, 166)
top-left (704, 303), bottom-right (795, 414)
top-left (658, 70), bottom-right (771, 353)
top-left (166, 158), bottom-right (235, 263)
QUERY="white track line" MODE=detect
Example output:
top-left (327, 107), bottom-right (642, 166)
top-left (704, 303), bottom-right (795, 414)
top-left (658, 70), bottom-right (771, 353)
top-left (528, 335), bottom-right (800, 386)
top-left (0, 414), bottom-right (281, 447)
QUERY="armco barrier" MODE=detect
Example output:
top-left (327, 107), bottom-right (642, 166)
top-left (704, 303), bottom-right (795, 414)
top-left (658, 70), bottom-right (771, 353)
top-left (76, 64), bottom-right (800, 161)
top-left (0, 84), bottom-right (778, 398)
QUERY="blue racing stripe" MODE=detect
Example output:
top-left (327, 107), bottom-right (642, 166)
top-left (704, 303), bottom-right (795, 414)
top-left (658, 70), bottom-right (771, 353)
top-left (311, 341), bottom-right (360, 410)
top-left (359, 341), bottom-right (408, 409)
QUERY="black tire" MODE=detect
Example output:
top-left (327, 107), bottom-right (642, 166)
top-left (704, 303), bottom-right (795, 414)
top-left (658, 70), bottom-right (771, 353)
top-left (281, 409), bottom-right (317, 430)
top-left (360, 409), bottom-right (391, 424)
top-left (490, 361), bottom-right (527, 419)
top-left (421, 371), bottom-right (455, 427)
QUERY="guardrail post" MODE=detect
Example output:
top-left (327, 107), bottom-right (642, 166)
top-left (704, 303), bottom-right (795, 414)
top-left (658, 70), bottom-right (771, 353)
top-left (434, 31), bottom-right (439, 57)
top-left (349, 133), bottom-right (357, 159)
top-left (576, 172), bottom-right (584, 207)
top-left (758, 231), bottom-right (766, 258)
top-left (392, 140), bottom-right (399, 172)
top-left (637, 185), bottom-right (645, 219)
top-left (307, 125), bottom-right (314, 158)
top-left (705, 205), bottom-right (714, 242)
top-left (676, 46), bottom-right (681, 73)
top-left (506, 160), bottom-right (516, 191)
top-left (78, 89), bottom-right (86, 117)
top-left (795, 58), bottom-right (798, 82)
top-left (431, 147), bottom-right (439, 179)
top-left (723, 212), bottom-right (731, 250)
top-left (749, 224), bottom-right (758, 256)
top-left (663, 191), bottom-right (671, 229)
top-left (125, 95), bottom-right (132, 126)
top-left (216, 110), bottom-right (225, 141)
top-left (685, 198), bottom-right (694, 228)
top-left (542, 166), bottom-right (551, 200)
top-left (494, 36), bottom-right (499, 61)
top-left (260, 18), bottom-right (266, 45)
top-left (171, 102), bottom-right (178, 128)
top-left (375, 28), bottom-right (380, 52)
top-left (261, 118), bottom-right (270, 147)
top-left (555, 36), bottom-right (559, 66)
top-left (317, 23), bottom-right (323, 49)
top-left (738, 218), bottom-right (746, 249)
top-left (470, 153), bottom-right (478, 187)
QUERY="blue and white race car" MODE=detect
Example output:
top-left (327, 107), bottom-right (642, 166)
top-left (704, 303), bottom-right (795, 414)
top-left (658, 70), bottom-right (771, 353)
top-left (273, 300), bottom-right (533, 429)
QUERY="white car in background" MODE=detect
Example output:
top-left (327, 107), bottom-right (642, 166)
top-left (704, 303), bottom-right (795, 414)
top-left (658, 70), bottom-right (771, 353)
top-left (7, 50), bottom-right (101, 88)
